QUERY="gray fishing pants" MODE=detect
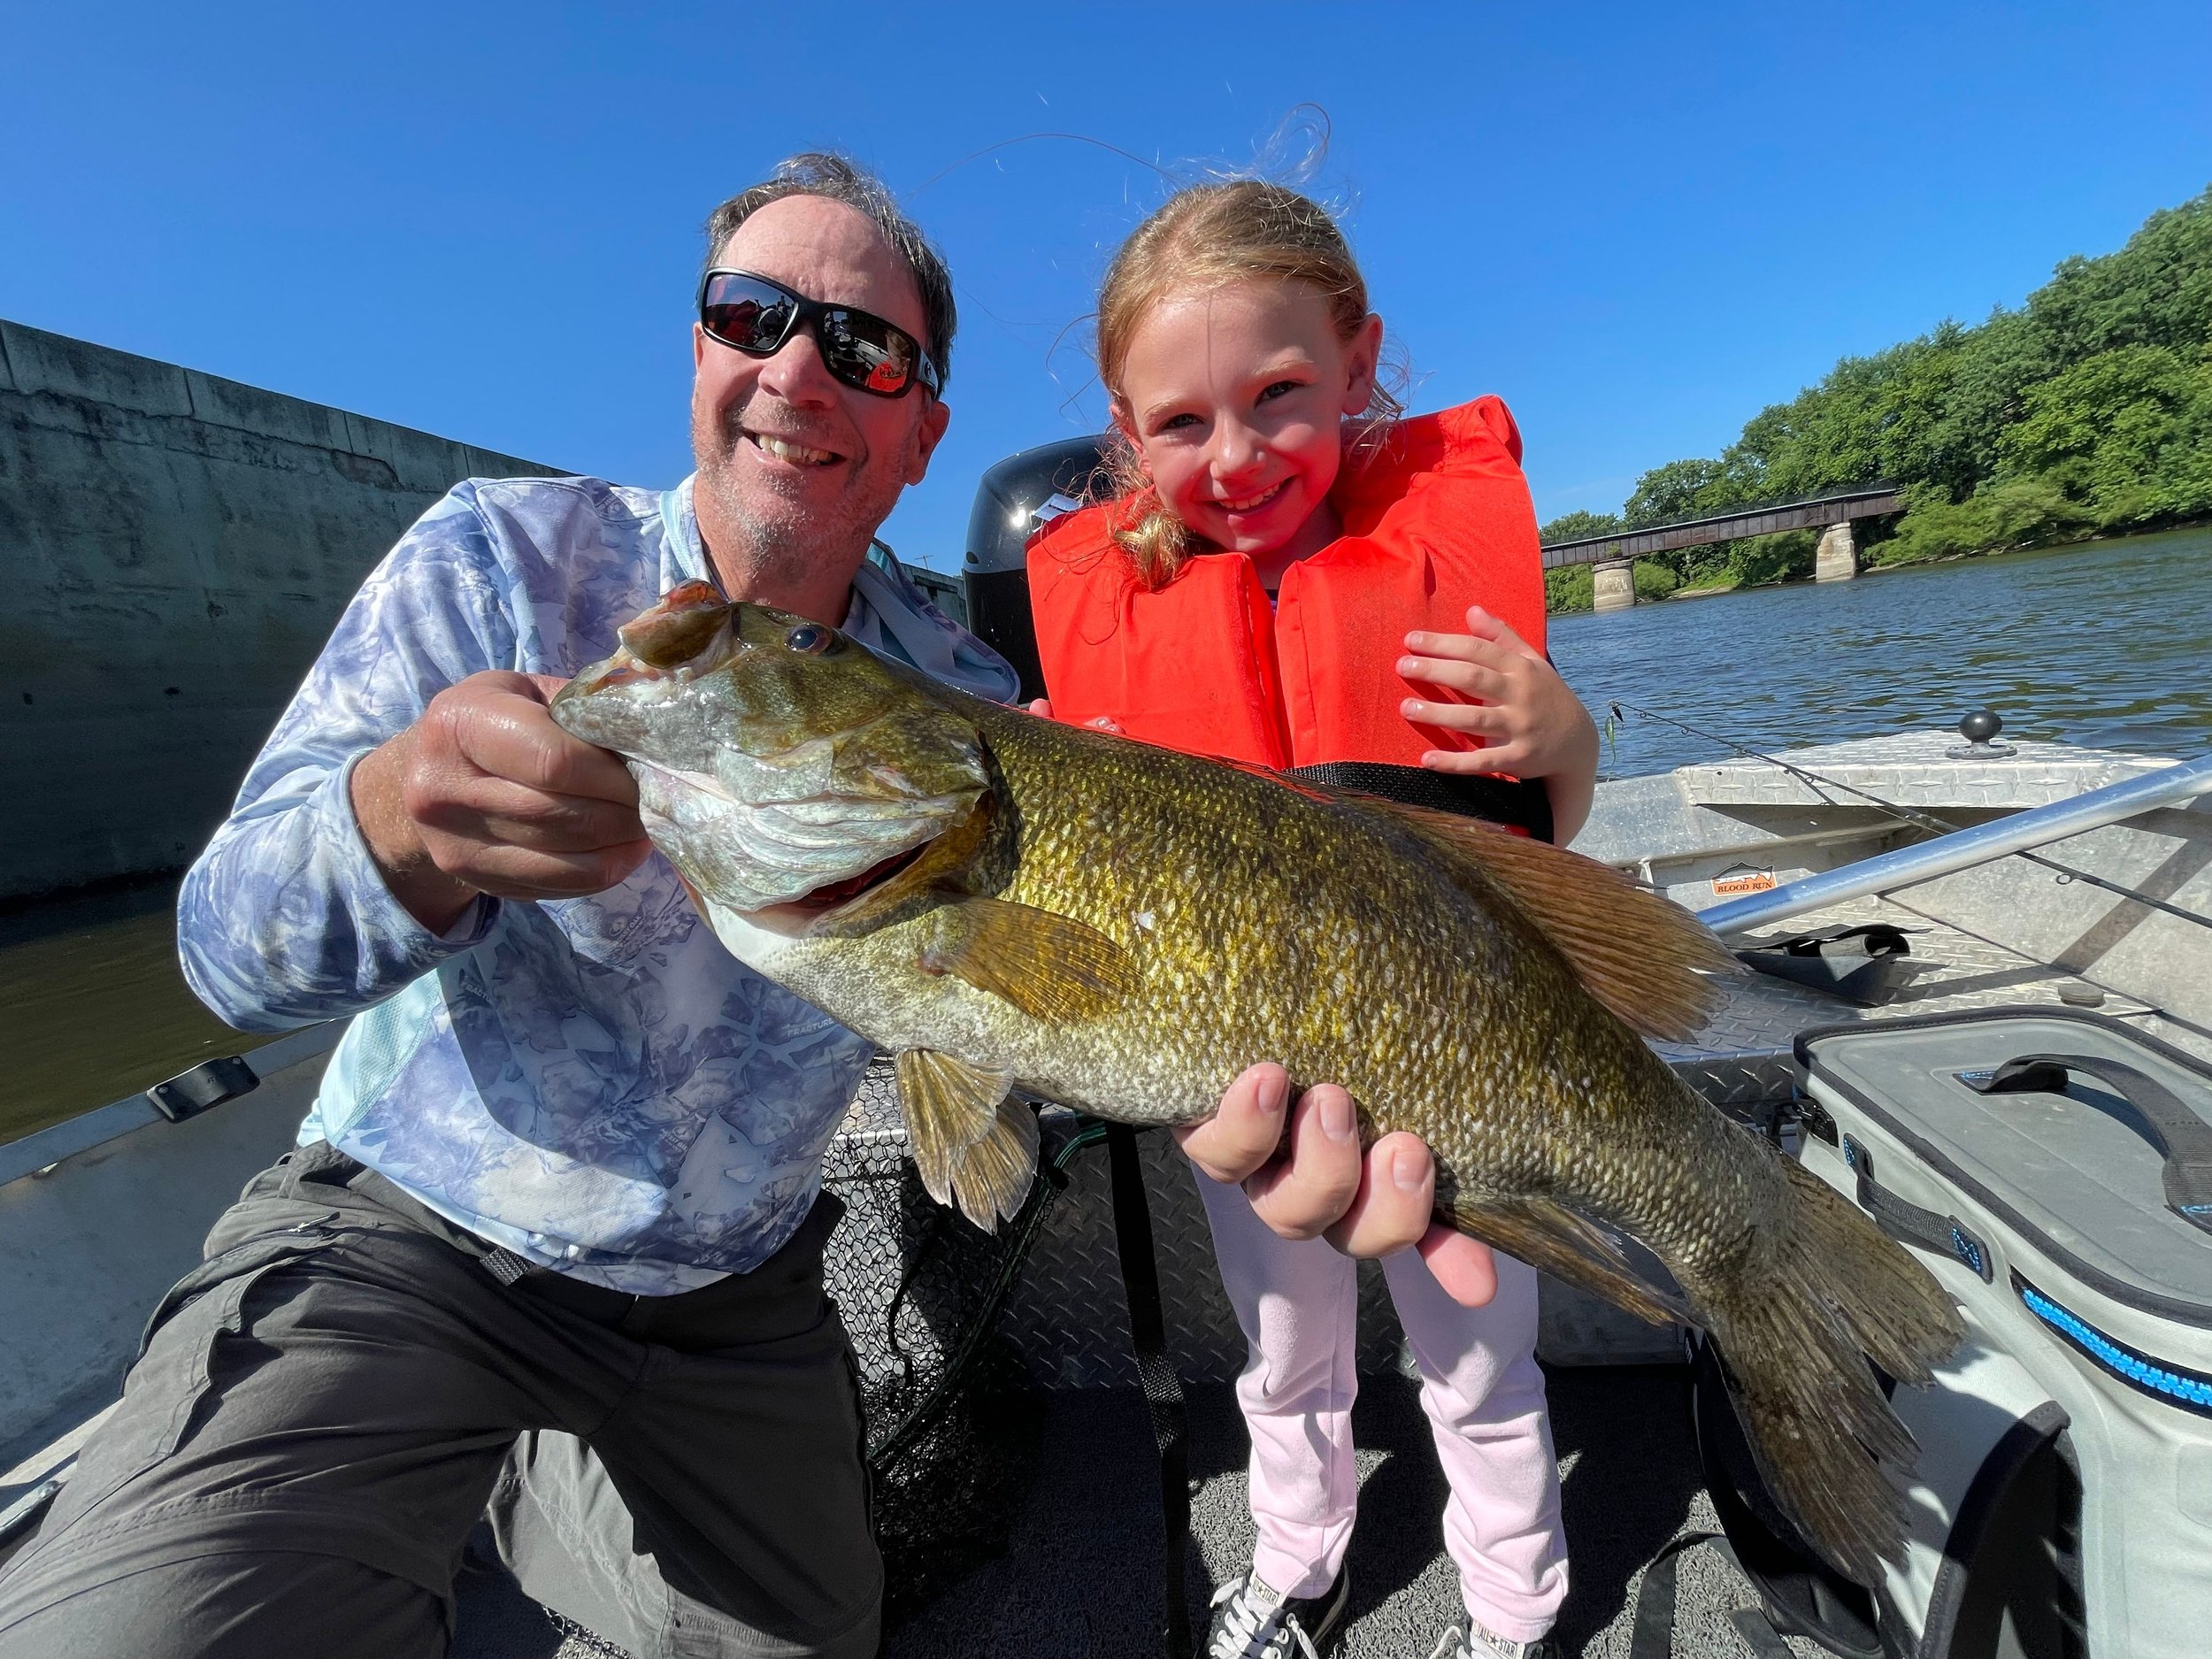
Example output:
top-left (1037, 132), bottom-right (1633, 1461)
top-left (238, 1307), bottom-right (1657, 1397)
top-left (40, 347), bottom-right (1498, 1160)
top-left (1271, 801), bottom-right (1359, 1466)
top-left (0, 1141), bottom-right (880, 1659)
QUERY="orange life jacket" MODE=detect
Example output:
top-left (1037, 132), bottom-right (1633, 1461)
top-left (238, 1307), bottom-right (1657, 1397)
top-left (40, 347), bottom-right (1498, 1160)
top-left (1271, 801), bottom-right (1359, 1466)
top-left (1025, 396), bottom-right (1548, 773)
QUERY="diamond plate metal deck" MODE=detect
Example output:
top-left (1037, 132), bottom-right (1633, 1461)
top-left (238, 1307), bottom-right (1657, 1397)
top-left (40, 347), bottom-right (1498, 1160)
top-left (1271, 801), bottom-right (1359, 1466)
top-left (1663, 892), bottom-right (2163, 1102)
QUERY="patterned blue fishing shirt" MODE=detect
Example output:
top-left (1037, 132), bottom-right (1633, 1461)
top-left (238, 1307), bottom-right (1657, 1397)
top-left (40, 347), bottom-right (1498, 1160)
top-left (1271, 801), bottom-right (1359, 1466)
top-left (179, 474), bottom-right (1018, 1293)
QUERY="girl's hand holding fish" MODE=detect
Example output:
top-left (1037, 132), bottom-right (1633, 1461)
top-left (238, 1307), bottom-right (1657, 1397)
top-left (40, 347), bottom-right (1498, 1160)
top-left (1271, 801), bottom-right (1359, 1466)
top-left (1178, 1063), bottom-right (1500, 1309)
top-left (1399, 605), bottom-right (1601, 841)
top-left (352, 669), bottom-right (653, 932)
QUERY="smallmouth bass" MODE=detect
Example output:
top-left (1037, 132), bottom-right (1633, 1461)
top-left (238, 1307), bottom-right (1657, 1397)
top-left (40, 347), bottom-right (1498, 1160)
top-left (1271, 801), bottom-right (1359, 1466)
top-left (552, 581), bottom-right (1963, 1586)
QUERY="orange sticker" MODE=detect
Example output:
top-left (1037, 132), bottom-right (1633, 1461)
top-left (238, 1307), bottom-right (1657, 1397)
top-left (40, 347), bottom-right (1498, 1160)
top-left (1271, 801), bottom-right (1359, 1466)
top-left (1712, 869), bottom-right (1777, 896)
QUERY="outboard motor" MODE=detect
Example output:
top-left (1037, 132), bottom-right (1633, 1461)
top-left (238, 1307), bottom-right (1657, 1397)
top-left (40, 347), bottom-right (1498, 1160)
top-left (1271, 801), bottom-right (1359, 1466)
top-left (961, 435), bottom-right (1111, 703)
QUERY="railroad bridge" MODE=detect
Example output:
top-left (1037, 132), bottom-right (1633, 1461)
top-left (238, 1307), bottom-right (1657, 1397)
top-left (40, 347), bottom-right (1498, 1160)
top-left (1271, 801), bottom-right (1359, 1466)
top-left (1540, 483), bottom-right (1907, 611)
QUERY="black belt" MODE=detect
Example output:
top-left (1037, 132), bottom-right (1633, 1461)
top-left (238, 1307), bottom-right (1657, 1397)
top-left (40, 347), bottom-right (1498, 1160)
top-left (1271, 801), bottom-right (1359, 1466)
top-left (1285, 761), bottom-right (1555, 843)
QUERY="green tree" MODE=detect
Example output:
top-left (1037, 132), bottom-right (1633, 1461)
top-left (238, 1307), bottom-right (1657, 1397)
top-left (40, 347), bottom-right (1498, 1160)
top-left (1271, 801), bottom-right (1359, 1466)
top-left (1999, 344), bottom-right (2212, 522)
top-left (1538, 509), bottom-right (1624, 543)
top-left (1548, 184), bottom-right (2212, 609)
top-left (1624, 457), bottom-right (1729, 526)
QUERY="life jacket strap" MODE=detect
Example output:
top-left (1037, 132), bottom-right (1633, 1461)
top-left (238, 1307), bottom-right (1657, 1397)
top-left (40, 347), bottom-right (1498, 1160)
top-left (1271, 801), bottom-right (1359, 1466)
top-left (1284, 762), bottom-right (1555, 844)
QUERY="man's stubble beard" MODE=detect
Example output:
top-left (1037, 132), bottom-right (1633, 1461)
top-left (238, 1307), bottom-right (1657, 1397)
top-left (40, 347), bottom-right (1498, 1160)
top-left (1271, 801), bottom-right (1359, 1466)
top-left (692, 401), bottom-right (899, 598)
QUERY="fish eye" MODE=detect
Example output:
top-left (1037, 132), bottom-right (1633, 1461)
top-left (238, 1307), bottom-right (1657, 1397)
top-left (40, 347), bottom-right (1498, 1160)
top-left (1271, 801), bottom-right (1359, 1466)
top-left (784, 624), bottom-right (833, 656)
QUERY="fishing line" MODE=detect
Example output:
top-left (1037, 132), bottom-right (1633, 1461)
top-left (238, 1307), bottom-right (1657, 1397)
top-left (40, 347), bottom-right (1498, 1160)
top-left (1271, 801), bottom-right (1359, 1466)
top-left (1607, 701), bottom-right (2212, 934)
top-left (907, 103), bottom-right (1337, 202)
top-left (905, 133), bottom-right (1172, 201)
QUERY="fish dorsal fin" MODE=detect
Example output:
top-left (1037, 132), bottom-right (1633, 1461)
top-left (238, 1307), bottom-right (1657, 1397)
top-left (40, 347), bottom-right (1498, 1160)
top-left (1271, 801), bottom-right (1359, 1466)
top-left (949, 1098), bottom-right (1041, 1232)
top-left (1351, 798), bottom-right (1739, 1042)
top-left (895, 1048), bottom-right (1013, 1211)
top-left (919, 895), bottom-right (1138, 1025)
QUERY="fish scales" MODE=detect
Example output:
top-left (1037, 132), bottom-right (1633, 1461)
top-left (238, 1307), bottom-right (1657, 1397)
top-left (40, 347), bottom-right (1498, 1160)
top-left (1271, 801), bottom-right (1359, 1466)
top-left (552, 587), bottom-right (1966, 1590)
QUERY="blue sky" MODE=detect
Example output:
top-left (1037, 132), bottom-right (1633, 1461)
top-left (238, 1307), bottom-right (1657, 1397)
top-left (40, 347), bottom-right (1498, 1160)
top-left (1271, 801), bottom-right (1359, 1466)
top-left (4, 2), bottom-right (2207, 572)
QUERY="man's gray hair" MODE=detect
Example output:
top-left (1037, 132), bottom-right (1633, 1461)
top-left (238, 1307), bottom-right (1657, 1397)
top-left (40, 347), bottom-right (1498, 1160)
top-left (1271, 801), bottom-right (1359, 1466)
top-left (703, 153), bottom-right (957, 391)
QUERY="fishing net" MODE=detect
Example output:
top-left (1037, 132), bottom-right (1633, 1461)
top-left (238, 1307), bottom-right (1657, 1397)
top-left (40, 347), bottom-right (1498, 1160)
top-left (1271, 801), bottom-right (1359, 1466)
top-left (818, 1059), bottom-right (1089, 1625)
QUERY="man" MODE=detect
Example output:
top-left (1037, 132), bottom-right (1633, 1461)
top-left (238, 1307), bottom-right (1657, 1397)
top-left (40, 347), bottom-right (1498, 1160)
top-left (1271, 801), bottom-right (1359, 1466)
top-left (0, 154), bottom-right (1490, 1659)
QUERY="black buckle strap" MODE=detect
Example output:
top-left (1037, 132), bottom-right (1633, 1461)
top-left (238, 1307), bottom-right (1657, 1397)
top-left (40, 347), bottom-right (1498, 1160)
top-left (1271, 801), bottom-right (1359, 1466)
top-left (1284, 762), bottom-right (1555, 843)
top-left (480, 1248), bottom-right (535, 1286)
top-left (1105, 1124), bottom-right (1193, 1659)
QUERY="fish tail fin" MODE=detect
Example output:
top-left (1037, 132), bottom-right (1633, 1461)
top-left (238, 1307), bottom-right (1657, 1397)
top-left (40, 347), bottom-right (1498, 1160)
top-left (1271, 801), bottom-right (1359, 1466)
top-left (1695, 1159), bottom-right (1965, 1586)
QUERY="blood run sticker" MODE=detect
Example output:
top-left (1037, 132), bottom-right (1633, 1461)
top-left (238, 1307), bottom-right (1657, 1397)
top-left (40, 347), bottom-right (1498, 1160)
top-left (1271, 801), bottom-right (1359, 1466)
top-left (1711, 864), bottom-right (1778, 897)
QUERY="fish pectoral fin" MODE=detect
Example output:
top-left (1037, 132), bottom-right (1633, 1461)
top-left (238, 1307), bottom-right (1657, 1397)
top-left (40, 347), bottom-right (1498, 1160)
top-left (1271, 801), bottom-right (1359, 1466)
top-left (1350, 795), bottom-right (1741, 1043)
top-left (1448, 1194), bottom-right (1694, 1329)
top-left (918, 895), bottom-right (1138, 1025)
top-left (948, 1098), bottom-right (1042, 1233)
top-left (895, 1048), bottom-right (1013, 1210)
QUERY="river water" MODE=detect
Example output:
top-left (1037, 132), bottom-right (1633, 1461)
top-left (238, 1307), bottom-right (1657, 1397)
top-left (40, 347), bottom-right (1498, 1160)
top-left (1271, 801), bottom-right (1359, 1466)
top-left (3, 526), bottom-right (2208, 1146)
top-left (1554, 524), bottom-right (2212, 779)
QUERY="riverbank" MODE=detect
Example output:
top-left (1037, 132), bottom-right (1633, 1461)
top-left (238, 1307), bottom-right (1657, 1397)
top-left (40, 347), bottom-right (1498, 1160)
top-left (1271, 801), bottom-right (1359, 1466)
top-left (1540, 188), bottom-right (2212, 618)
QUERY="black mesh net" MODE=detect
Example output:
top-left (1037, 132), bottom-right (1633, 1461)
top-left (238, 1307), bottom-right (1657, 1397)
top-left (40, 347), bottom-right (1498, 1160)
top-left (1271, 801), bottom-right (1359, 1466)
top-left (818, 1059), bottom-right (1073, 1626)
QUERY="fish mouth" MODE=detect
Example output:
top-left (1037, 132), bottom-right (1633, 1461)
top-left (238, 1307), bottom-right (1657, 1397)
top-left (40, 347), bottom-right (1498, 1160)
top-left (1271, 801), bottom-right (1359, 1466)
top-left (631, 752), bottom-right (979, 936)
top-left (746, 841), bottom-right (933, 928)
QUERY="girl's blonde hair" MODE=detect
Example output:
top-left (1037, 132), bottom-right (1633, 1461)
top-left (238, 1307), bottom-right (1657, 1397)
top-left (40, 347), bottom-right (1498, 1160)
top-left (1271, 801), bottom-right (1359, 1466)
top-left (1095, 180), bottom-right (1402, 587)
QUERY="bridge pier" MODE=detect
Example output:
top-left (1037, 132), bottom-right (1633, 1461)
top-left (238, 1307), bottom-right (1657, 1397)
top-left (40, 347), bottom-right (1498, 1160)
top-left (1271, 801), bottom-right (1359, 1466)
top-left (1593, 559), bottom-right (1636, 613)
top-left (1815, 521), bottom-right (1856, 582)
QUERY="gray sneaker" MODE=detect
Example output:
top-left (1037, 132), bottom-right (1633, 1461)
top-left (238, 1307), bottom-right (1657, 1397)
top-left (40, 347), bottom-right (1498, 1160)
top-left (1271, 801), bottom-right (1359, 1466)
top-left (1205, 1566), bottom-right (1352, 1659)
top-left (1427, 1621), bottom-right (1563, 1659)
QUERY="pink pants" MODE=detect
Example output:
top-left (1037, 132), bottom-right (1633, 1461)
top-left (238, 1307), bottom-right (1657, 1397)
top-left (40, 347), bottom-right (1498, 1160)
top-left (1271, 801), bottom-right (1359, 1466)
top-left (1194, 1170), bottom-right (1569, 1643)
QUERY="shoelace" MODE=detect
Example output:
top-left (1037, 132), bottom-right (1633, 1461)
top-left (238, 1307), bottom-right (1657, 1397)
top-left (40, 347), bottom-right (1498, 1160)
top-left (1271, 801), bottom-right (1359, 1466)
top-left (1208, 1578), bottom-right (1320, 1659)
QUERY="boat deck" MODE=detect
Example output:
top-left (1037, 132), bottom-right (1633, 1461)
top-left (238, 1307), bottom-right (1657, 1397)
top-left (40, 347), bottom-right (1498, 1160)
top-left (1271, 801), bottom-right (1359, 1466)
top-left (452, 1370), bottom-right (1806, 1659)
top-left (1663, 890), bottom-right (2199, 1103)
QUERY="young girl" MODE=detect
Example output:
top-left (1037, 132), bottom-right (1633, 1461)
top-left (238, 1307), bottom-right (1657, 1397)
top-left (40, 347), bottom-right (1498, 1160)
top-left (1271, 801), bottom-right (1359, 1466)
top-left (1026, 182), bottom-right (1598, 1659)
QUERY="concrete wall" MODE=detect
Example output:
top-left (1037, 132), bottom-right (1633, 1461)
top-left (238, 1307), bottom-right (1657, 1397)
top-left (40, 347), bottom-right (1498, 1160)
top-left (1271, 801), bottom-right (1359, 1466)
top-left (906, 564), bottom-right (967, 626)
top-left (0, 320), bottom-right (560, 900)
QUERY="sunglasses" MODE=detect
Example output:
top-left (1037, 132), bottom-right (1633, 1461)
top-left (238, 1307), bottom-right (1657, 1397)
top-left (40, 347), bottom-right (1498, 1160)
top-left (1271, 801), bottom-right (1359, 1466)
top-left (696, 268), bottom-right (941, 399)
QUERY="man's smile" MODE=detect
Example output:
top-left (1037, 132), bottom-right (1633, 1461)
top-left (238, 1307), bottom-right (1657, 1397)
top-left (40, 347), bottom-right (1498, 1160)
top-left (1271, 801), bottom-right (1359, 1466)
top-left (745, 428), bottom-right (845, 467)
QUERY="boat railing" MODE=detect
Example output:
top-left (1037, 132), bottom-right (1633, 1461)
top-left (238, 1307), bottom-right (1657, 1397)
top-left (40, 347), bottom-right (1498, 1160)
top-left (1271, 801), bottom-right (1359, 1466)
top-left (1697, 752), bottom-right (2212, 938)
top-left (0, 1022), bottom-right (344, 1190)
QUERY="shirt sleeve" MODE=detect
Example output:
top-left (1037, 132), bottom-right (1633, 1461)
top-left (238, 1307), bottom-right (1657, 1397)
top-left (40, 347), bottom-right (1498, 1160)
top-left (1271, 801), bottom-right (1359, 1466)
top-left (177, 484), bottom-right (520, 1030)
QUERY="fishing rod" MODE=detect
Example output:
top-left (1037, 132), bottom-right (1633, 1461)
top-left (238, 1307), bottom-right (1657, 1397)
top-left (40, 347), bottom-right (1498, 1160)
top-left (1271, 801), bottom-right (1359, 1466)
top-left (1606, 701), bottom-right (2212, 935)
